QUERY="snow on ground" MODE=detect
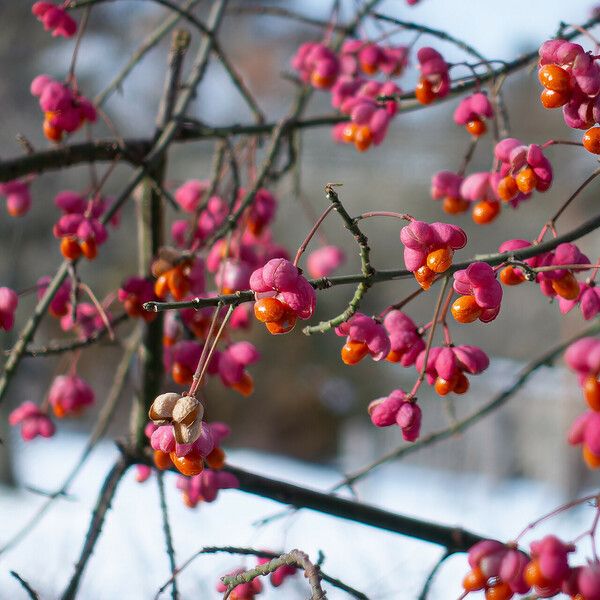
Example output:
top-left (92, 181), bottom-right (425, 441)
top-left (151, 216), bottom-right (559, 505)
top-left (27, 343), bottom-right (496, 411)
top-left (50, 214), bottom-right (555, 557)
top-left (0, 434), bottom-right (594, 599)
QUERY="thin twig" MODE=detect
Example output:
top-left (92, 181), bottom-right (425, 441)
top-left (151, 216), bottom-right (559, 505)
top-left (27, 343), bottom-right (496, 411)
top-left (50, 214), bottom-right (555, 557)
top-left (549, 167), bottom-right (600, 227)
top-left (417, 550), bottom-right (451, 600)
top-left (9, 571), bottom-right (40, 600)
top-left (157, 472), bottom-right (179, 600)
top-left (94, 0), bottom-right (201, 106)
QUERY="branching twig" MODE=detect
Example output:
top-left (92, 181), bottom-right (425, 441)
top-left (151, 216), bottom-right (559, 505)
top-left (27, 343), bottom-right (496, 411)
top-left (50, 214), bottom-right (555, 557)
top-left (303, 184), bottom-right (374, 334)
top-left (221, 549), bottom-right (326, 600)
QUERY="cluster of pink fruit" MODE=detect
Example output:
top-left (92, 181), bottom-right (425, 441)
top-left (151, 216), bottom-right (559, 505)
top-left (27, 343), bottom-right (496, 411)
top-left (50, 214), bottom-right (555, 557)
top-left (292, 35), bottom-right (454, 152)
top-left (463, 534), bottom-right (600, 600)
top-left (431, 137), bottom-right (554, 224)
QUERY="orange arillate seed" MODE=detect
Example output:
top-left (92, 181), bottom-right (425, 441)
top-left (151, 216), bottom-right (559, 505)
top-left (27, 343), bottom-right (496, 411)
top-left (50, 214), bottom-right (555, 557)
top-left (123, 297), bottom-right (143, 318)
top-left (500, 266), bottom-right (525, 286)
top-left (524, 560), bottom-right (550, 588)
top-left (7, 203), bottom-right (26, 217)
top-left (172, 362), bottom-right (193, 386)
top-left (154, 450), bottom-right (172, 470)
top-left (163, 335), bottom-right (176, 348)
top-left (583, 127), bottom-right (600, 154)
top-left (466, 117), bottom-right (487, 137)
top-left (341, 340), bottom-right (369, 365)
top-left (206, 446), bottom-right (226, 470)
top-left (540, 88), bottom-right (571, 109)
top-left (551, 272), bottom-right (580, 300)
top-left (485, 582), bottom-right (514, 600)
top-left (583, 376), bottom-right (600, 411)
top-left (80, 239), bottom-right (97, 260)
top-left (426, 247), bottom-right (454, 274)
top-left (43, 119), bottom-right (63, 142)
top-left (386, 349), bottom-right (404, 363)
top-left (247, 219), bottom-right (263, 237)
top-left (154, 274), bottom-right (170, 299)
top-left (462, 567), bottom-right (487, 592)
top-left (50, 304), bottom-right (69, 318)
top-left (354, 126), bottom-right (373, 152)
top-left (231, 372), bottom-right (254, 397)
top-left (583, 444), bottom-right (600, 469)
top-left (497, 176), bottom-right (519, 202)
top-left (53, 403), bottom-right (66, 419)
top-left (451, 295), bottom-right (482, 324)
top-left (434, 376), bottom-right (457, 397)
top-left (168, 267), bottom-right (189, 301)
top-left (310, 71), bottom-right (335, 89)
top-left (170, 451), bottom-right (204, 477)
top-left (414, 265), bottom-right (436, 290)
top-left (60, 236), bottom-right (82, 260)
top-left (538, 64), bottom-right (571, 92)
top-left (415, 78), bottom-right (435, 104)
top-left (515, 167), bottom-right (537, 194)
top-left (265, 308), bottom-right (297, 335)
top-left (453, 372), bottom-right (470, 394)
top-left (360, 61), bottom-right (379, 76)
top-left (472, 199), bottom-right (500, 225)
top-left (442, 196), bottom-right (470, 214)
top-left (182, 492), bottom-right (196, 508)
top-left (254, 297), bottom-right (285, 323)
top-left (341, 122), bottom-right (358, 143)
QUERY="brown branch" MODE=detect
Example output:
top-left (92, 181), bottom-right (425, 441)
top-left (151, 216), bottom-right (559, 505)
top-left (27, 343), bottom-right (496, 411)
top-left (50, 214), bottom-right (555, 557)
top-left (129, 445), bottom-right (484, 553)
top-left (226, 463), bottom-right (483, 551)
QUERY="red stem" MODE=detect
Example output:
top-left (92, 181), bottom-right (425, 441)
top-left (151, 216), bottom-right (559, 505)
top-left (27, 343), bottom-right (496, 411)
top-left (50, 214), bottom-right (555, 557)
top-left (293, 203), bottom-right (336, 267)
